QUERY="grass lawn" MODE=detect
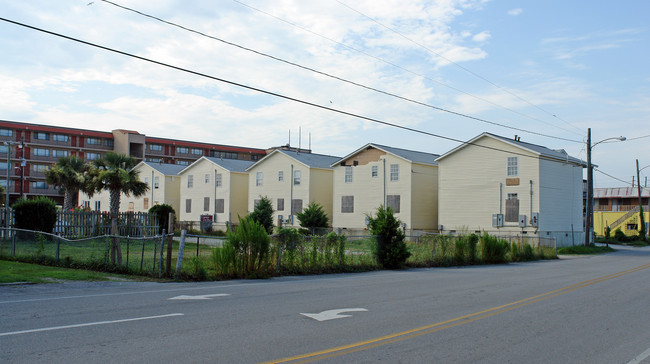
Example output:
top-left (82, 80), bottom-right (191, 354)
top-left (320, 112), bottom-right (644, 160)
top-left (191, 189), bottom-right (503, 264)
top-left (557, 245), bottom-right (616, 255)
top-left (0, 260), bottom-right (143, 284)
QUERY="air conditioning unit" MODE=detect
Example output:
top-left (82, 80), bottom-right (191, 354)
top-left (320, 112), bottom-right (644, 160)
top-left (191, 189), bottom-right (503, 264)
top-left (519, 215), bottom-right (527, 227)
top-left (492, 214), bottom-right (504, 227)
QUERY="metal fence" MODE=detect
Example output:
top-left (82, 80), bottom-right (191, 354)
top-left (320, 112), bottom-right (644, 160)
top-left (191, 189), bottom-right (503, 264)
top-left (0, 228), bottom-right (169, 275)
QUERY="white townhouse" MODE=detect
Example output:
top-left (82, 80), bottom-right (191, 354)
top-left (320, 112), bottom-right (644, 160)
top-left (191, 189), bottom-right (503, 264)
top-left (178, 156), bottom-right (254, 229)
top-left (331, 143), bottom-right (440, 233)
top-left (436, 132), bottom-right (586, 247)
top-left (79, 161), bottom-right (184, 213)
top-left (246, 149), bottom-right (340, 227)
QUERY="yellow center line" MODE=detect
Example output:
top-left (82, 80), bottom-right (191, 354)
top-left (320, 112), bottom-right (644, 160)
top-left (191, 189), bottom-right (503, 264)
top-left (262, 262), bottom-right (650, 364)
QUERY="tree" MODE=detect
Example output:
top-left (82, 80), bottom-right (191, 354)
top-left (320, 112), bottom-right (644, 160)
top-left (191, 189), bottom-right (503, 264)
top-left (87, 152), bottom-right (148, 264)
top-left (12, 196), bottom-right (57, 233)
top-left (296, 201), bottom-right (329, 235)
top-left (249, 196), bottom-right (274, 234)
top-left (45, 156), bottom-right (92, 211)
top-left (367, 205), bottom-right (410, 269)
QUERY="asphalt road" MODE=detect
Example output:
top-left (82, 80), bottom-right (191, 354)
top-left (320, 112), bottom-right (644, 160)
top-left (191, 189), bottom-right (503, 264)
top-left (1, 245), bottom-right (649, 363)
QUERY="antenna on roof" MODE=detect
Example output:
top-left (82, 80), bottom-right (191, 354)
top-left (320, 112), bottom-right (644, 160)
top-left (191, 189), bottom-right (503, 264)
top-left (309, 132), bottom-right (311, 151)
top-left (298, 126), bottom-right (301, 154)
top-left (288, 129), bottom-right (291, 148)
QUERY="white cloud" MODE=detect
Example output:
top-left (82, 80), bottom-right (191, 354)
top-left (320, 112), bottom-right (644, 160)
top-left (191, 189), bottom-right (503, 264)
top-left (472, 31), bottom-right (491, 42)
top-left (507, 8), bottom-right (523, 16)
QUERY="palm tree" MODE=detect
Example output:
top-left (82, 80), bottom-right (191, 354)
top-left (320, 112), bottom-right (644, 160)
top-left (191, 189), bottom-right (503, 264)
top-left (45, 156), bottom-right (92, 211)
top-left (87, 152), bottom-right (148, 264)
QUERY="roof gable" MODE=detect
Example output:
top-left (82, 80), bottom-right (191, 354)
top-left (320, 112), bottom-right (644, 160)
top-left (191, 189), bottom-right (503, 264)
top-left (332, 143), bottom-right (439, 166)
top-left (247, 149), bottom-right (340, 171)
top-left (180, 156), bottom-right (255, 174)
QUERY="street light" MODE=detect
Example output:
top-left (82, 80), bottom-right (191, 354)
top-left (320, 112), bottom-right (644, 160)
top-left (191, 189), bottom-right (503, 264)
top-left (585, 128), bottom-right (626, 246)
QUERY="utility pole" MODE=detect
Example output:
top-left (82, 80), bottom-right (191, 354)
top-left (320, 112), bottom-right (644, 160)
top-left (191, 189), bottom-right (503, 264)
top-left (585, 128), bottom-right (592, 246)
top-left (636, 159), bottom-right (646, 241)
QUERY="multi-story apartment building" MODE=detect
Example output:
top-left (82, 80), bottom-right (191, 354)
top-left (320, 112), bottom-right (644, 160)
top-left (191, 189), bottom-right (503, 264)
top-left (0, 119), bottom-right (266, 206)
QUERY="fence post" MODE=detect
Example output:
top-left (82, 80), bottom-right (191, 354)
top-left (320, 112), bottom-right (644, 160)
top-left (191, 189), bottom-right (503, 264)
top-left (165, 213), bottom-right (174, 277)
top-left (126, 236), bottom-right (130, 268)
top-left (140, 238), bottom-right (145, 272)
top-left (159, 229), bottom-right (165, 278)
top-left (175, 229), bottom-right (187, 278)
top-left (196, 236), bottom-right (200, 257)
top-left (11, 229), bottom-right (16, 257)
top-left (55, 236), bottom-right (60, 263)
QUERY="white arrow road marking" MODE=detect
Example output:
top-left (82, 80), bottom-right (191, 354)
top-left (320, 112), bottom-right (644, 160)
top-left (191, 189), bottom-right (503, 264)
top-left (168, 293), bottom-right (231, 300)
top-left (300, 308), bottom-right (368, 321)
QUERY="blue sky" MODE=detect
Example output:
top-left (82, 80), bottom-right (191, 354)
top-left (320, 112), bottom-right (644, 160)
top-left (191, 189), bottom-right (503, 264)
top-left (1, 0), bottom-right (649, 187)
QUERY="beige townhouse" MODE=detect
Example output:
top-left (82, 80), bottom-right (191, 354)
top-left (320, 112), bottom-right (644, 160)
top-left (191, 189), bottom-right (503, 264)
top-left (246, 149), bottom-right (340, 228)
top-left (331, 143), bottom-right (440, 234)
top-left (178, 156), bottom-right (254, 229)
top-left (436, 132), bottom-right (586, 247)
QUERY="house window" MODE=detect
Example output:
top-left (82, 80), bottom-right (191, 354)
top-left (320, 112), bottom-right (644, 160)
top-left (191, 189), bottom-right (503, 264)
top-left (33, 148), bottom-right (50, 157)
top-left (371, 165), bottom-right (378, 178)
top-left (149, 144), bottom-right (163, 151)
top-left (387, 195), bottom-right (400, 213)
top-left (187, 175), bottom-right (193, 188)
top-left (0, 145), bottom-right (6, 153)
top-left (626, 223), bottom-right (638, 231)
top-left (185, 199), bottom-right (191, 213)
top-left (256, 172), bottom-right (263, 186)
top-left (390, 164), bottom-right (399, 181)
top-left (345, 166), bottom-right (353, 183)
top-left (86, 137), bottom-right (100, 145)
top-left (204, 174), bottom-right (210, 184)
top-left (341, 196), bottom-right (354, 213)
top-left (0, 164), bottom-right (5, 170)
top-left (148, 157), bottom-right (162, 163)
top-left (94, 201), bottom-right (101, 211)
top-left (215, 199), bottom-right (225, 213)
top-left (154, 176), bottom-right (159, 189)
top-left (86, 152), bottom-right (101, 160)
top-left (216, 173), bottom-right (222, 187)
top-left (292, 199), bottom-right (303, 214)
top-left (176, 146), bottom-right (189, 154)
top-left (293, 170), bottom-right (301, 185)
top-left (52, 134), bottom-right (69, 142)
top-left (507, 157), bottom-right (518, 177)
top-left (192, 148), bottom-right (203, 155)
top-left (278, 171), bottom-right (284, 182)
top-left (105, 139), bottom-right (114, 147)
top-left (277, 198), bottom-right (284, 211)
top-left (204, 197), bottom-right (210, 211)
top-left (143, 198), bottom-right (149, 210)
top-left (505, 193), bottom-right (519, 222)
top-left (52, 150), bottom-right (69, 158)
top-left (0, 129), bottom-right (12, 137)
top-left (32, 181), bottom-right (49, 189)
top-left (176, 160), bottom-right (189, 166)
top-left (34, 132), bottom-right (49, 140)
top-left (32, 164), bottom-right (50, 172)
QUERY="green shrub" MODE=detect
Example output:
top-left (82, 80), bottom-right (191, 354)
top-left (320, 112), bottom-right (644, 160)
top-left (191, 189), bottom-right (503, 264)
top-left (188, 256), bottom-right (207, 280)
top-left (211, 241), bottom-right (236, 276)
top-left (12, 197), bottom-right (57, 233)
top-left (613, 228), bottom-right (627, 242)
top-left (149, 204), bottom-right (176, 234)
top-left (510, 242), bottom-right (520, 262)
top-left (604, 226), bottom-right (611, 242)
top-left (249, 196), bottom-right (274, 234)
top-left (479, 233), bottom-right (510, 264)
top-left (522, 243), bottom-right (535, 260)
top-left (467, 233), bottom-right (478, 264)
top-left (433, 235), bottom-right (452, 266)
top-left (296, 202), bottom-right (329, 235)
top-left (454, 237), bottom-right (467, 265)
top-left (367, 205), bottom-right (410, 269)
top-left (227, 215), bottom-right (271, 277)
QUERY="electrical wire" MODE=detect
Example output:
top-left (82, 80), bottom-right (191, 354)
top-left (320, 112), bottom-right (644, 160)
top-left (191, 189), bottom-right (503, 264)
top-left (230, 0), bottom-right (583, 142)
top-left (0, 16), bottom-right (583, 163)
top-left (335, 0), bottom-right (585, 136)
top-left (594, 168), bottom-right (633, 186)
top-left (626, 133), bottom-right (650, 141)
top-left (98, 0), bottom-right (582, 144)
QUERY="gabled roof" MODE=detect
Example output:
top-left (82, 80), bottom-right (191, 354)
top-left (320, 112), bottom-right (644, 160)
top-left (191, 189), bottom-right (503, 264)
top-left (246, 149), bottom-right (340, 171)
top-left (179, 156), bottom-right (255, 174)
top-left (331, 143), bottom-right (439, 167)
top-left (435, 132), bottom-right (587, 166)
top-left (137, 161), bottom-right (185, 176)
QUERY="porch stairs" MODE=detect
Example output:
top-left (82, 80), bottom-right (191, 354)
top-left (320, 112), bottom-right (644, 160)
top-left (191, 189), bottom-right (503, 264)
top-left (608, 205), bottom-right (640, 231)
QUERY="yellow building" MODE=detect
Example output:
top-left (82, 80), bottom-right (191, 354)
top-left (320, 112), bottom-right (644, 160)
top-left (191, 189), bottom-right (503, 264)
top-left (593, 187), bottom-right (649, 236)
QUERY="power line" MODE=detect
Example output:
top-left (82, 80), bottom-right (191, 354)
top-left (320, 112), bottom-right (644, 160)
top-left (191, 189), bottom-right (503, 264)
top-left (0, 16), bottom-right (581, 163)
top-left (626, 133), bottom-right (650, 141)
top-left (335, 0), bottom-right (585, 136)
top-left (594, 168), bottom-right (632, 186)
top-left (98, 0), bottom-right (582, 144)
top-left (230, 0), bottom-right (583, 141)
